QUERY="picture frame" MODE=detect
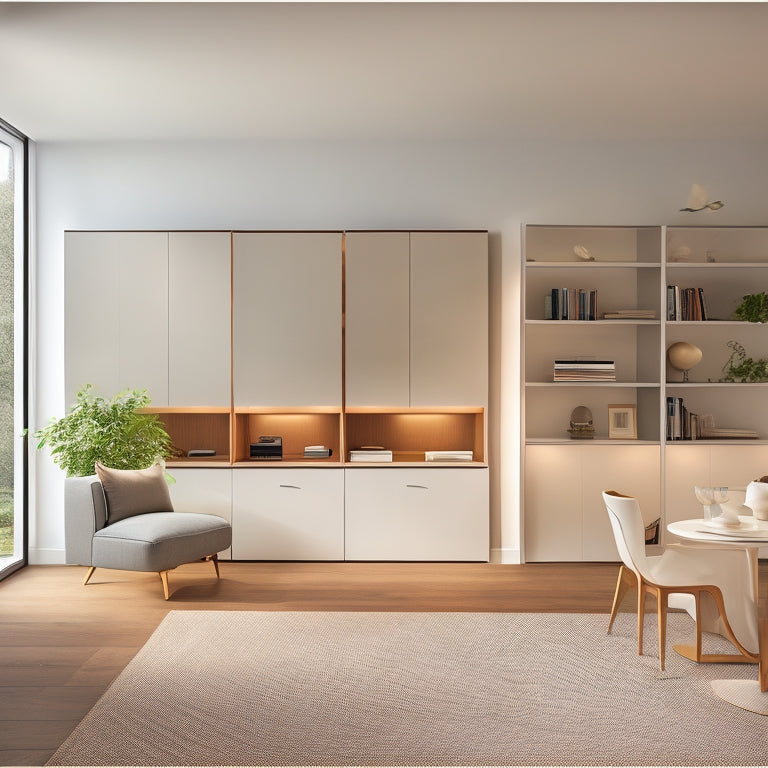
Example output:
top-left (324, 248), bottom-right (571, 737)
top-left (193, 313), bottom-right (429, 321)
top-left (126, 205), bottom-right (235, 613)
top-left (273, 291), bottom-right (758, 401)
top-left (608, 404), bottom-right (637, 439)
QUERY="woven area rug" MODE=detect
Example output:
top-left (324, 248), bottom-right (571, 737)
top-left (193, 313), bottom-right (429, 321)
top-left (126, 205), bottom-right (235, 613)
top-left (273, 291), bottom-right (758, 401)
top-left (48, 610), bottom-right (767, 766)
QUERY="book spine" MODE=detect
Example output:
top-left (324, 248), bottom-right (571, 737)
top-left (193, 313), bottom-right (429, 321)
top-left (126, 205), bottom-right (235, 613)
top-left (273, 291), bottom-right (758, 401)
top-left (698, 287), bottom-right (708, 321)
top-left (666, 285), bottom-right (676, 321)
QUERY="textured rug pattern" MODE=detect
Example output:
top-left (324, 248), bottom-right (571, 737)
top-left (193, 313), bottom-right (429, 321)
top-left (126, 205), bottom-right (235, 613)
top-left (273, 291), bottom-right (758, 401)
top-left (48, 610), bottom-right (767, 766)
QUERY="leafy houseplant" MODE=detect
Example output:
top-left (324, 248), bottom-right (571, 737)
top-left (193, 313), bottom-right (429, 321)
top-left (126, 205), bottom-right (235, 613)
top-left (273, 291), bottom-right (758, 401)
top-left (720, 340), bottom-right (768, 383)
top-left (35, 385), bottom-right (175, 477)
top-left (733, 292), bottom-right (768, 323)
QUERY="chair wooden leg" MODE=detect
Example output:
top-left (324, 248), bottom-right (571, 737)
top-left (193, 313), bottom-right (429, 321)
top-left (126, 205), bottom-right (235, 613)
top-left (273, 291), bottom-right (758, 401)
top-left (83, 566), bottom-right (96, 586)
top-left (694, 588), bottom-right (704, 661)
top-left (608, 565), bottom-right (636, 634)
top-left (205, 553), bottom-right (220, 579)
top-left (159, 570), bottom-right (171, 600)
top-left (657, 587), bottom-right (668, 671)
top-left (637, 581), bottom-right (646, 657)
top-left (672, 587), bottom-right (758, 664)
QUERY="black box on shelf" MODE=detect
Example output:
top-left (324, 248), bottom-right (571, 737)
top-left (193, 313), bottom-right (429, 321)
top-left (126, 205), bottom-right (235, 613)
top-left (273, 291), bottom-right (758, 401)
top-left (250, 436), bottom-right (282, 460)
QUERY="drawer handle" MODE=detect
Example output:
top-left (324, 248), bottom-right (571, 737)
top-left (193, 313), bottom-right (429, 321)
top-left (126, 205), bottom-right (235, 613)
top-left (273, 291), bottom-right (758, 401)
top-left (279, 484), bottom-right (301, 490)
top-left (406, 484), bottom-right (429, 490)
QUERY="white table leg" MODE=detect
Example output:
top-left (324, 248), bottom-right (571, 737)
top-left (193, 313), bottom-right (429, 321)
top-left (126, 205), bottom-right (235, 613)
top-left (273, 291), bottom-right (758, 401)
top-left (711, 550), bottom-right (768, 715)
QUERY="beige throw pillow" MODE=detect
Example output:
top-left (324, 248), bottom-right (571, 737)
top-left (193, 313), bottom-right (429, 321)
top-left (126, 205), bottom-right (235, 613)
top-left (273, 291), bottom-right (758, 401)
top-left (95, 461), bottom-right (174, 523)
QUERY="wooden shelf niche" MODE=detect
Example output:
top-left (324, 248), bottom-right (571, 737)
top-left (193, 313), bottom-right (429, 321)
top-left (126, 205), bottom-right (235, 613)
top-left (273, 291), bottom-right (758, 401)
top-left (233, 407), bottom-right (343, 465)
top-left (148, 407), bottom-right (232, 465)
top-left (344, 407), bottom-right (486, 465)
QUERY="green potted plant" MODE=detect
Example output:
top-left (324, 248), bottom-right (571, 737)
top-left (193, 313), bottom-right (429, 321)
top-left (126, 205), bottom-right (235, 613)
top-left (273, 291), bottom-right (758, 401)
top-left (733, 292), bottom-right (768, 323)
top-left (35, 385), bottom-right (175, 477)
top-left (720, 340), bottom-right (768, 383)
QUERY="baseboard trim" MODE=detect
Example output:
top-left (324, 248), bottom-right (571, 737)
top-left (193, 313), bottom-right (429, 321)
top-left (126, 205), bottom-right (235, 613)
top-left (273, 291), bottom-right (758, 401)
top-left (490, 547), bottom-right (521, 564)
top-left (29, 548), bottom-right (66, 565)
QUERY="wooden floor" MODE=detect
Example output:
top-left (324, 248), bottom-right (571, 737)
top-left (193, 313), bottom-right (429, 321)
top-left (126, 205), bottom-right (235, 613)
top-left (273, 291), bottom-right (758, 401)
top-left (0, 560), bottom-right (643, 765)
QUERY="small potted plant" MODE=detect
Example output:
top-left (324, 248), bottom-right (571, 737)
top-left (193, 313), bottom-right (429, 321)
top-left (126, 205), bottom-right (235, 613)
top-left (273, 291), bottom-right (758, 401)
top-left (35, 385), bottom-right (174, 477)
top-left (733, 292), bottom-right (768, 323)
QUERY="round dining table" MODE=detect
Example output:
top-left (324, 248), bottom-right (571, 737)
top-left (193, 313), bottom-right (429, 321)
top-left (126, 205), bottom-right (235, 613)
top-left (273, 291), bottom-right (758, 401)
top-left (667, 516), bottom-right (768, 715)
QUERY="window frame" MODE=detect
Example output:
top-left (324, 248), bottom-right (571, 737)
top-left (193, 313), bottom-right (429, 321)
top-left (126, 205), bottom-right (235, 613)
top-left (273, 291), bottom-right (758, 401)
top-left (0, 116), bottom-right (29, 581)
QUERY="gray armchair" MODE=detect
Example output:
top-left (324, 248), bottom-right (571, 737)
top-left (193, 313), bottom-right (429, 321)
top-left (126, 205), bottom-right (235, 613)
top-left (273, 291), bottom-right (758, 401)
top-left (64, 463), bottom-right (232, 599)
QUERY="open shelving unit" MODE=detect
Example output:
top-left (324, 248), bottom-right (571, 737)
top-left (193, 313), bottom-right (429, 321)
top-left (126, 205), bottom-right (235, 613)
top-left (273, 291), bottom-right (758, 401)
top-left (144, 407), bottom-right (232, 466)
top-left (231, 407), bottom-right (343, 466)
top-left (522, 224), bottom-right (768, 562)
top-left (344, 407), bottom-right (486, 465)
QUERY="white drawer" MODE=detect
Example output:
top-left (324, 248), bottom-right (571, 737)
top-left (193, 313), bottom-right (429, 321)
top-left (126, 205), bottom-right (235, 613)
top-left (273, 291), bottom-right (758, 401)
top-left (344, 467), bottom-right (489, 561)
top-left (232, 468), bottom-right (344, 560)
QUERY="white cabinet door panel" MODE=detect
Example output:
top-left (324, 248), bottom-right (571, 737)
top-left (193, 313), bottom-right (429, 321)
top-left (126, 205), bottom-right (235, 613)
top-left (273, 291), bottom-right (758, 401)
top-left (65, 231), bottom-right (169, 405)
top-left (232, 469), bottom-right (344, 560)
top-left (580, 444), bottom-right (659, 561)
top-left (664, 444), bottom-right (712, 527)
top-left (344, 467), bottom-right (489, 561)
top-left (168, 232), bottom-right (231, 406)
top-left (524, 445), bottom-right (582, 561)
top-left (345, 231), bottom-right (410, 406)
top-left (232, 233), bottom-right (342, 407)
top-left (525, 444), bottom-right (660, 562)
top-left (169, 468), bottom-right (232, 560)
top-left (410, 232), bottom-right (488, 406)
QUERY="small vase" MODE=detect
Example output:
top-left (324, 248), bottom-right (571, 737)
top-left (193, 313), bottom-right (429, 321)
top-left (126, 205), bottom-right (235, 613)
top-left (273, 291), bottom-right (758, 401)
top-left (744, 481), bottom-right (768, 521)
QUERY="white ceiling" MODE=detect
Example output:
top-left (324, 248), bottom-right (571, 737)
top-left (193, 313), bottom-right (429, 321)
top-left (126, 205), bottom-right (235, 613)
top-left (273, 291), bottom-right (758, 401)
top-left (2, 1), bottom-right (767, 142)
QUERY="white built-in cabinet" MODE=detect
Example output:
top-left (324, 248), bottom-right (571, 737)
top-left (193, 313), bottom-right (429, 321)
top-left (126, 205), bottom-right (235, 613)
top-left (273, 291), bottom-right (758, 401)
top-left (65, 231), bottom-right (169, 406)
top-left (65, 230), bottom-right (231, 408)
top-left (344, 467), bottom-right (489, 561)
top-left (232, 232), bottom-right (342, 407)
top-left (345, 231), bottom-right (488, 407)
top-left (231, 469), bottom-right (345, 560)
top-left (409, 232), bottom-right (489, 406)
top-left (64, 229), bottom-right (490, 562)
top-left (345, 231), bottom-right (411, 406)
top-left (168, 468), bottom-right (233, 560)
top-left (522, 224), bottom-right (768, 562)
top-left (168, 232), bottom-right (232, 407)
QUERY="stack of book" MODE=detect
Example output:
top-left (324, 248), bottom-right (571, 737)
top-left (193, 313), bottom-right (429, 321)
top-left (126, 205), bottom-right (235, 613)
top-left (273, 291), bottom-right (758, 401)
top-left (544, 288), bottom-right (598, 321)
top-left (602, 309), bottom-right (656, 320)
top-left (666, 286), bottom-right (709, 321)
top-left (553, 360), bottom-right (616, 381)
top-left (698, 413), bottom-right (758, 440)
top-left (349, 447), bottom-right (393, 462)
top-left (424, 450), bottom-right (473, 462)
top-left (304, 445), bottom-right (332, 458)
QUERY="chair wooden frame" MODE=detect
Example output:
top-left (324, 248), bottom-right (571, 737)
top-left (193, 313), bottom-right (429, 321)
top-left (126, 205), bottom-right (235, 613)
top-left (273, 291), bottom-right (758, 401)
top-left (608, 562), bottom-right (757, 670)
top-left (83, 553), bottom-right (222, 600)
top-left (604, 489), bottom-right (758, 671)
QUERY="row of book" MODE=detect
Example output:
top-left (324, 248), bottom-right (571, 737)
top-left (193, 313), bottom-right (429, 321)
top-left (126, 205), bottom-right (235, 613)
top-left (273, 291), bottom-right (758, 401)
top-left (666, 285), bottom-right (709, 321)
top-left (554, 359), bottom-right (616, 382)
top-left (544, 288), bottom-right (598, 321)
top-left (666, 398), bottom-right (759, 440)
top-left (666, 396), bottom-right (701, 440)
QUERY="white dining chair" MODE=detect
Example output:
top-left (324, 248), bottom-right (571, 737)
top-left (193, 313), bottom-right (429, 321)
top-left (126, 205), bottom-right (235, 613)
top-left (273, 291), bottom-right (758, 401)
top-left (602, 489), bottom-right (758, 670)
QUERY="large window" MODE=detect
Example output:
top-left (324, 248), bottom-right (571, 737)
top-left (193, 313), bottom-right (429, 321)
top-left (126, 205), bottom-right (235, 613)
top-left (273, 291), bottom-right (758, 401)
top-left (0, 120), bottom-right (28, 579)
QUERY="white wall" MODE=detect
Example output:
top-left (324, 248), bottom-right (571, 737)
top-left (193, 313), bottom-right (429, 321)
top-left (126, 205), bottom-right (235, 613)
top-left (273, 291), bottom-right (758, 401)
top-left (31, 138), bottom-right (768, 564)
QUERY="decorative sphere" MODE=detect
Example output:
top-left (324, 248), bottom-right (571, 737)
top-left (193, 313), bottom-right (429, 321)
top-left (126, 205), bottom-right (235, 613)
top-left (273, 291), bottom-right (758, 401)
top-left (667, 341), bottom-right (703, 372)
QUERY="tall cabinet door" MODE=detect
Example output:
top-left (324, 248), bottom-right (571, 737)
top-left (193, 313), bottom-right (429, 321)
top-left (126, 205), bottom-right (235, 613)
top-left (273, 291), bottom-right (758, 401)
top-left (345, 231), bottom-right (410, 406)
top-left (232, 232), bottom-right (342, 407)
top-left (168, 232), bottom-right (231, 406)
top-left (410, 232), bottom-right (488, 406)
top-left (65, 231), bottom-right (169, 406)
